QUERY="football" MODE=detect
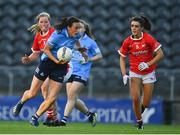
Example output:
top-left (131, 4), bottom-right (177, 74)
top-left (57, 46), bottom-right (72, 62)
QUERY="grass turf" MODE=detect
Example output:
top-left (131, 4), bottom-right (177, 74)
top-left (0, 121), bottom-right (179, 134)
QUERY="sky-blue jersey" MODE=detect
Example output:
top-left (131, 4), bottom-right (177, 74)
top-left (70, 34), bottom-right (101, 81)
top-left (41, 28), bottom-right (80, 61)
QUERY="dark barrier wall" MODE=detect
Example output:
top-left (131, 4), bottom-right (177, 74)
top-left (0, 96), bottom-right (164, 124)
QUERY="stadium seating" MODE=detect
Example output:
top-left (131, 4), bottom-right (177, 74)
top-left (0, 0), bottom-right (175, 67)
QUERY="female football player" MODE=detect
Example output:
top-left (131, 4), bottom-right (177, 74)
top-left (59, 20), bottom-right (103, 127)
top-left (118, 14), bottom-right (164, 129)
top-left (13, 12), bottom-right (61, 126)
top-left (13, 16), bottom-right (83, 127)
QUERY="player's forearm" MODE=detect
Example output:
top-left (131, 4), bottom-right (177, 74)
top-left (28, 52), bottom-right (40, 62)
top-left (120, 56), bottom-right (126, 76)
top-left (147, 48), bottom-right (164, 66)
top-left (89, 53), bottom-right (103, 62)
top-left (43, 45), bottom-right (59, 64)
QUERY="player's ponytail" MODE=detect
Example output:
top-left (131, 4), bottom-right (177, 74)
top-left (81, 20), bottom-right (95, 40)
top-left (140, 14), bottom-right (151, 31)
top-left (28, 24), bottom-right (41, 34)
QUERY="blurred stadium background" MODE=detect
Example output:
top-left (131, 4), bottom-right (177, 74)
top-left (0, 0), bottom-right (180, 126)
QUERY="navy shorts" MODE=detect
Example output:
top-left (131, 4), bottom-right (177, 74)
top-left (66, 74), bottom-right (87, 86)
top-left (34, 59), bottom-right (68, 83)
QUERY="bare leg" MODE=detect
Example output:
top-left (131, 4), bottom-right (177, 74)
top-left (130, 77), bottom-right (142, 121)
top-left (142, 83), bottom-right (154, 108)
top-left (64, 82), bottom-right (84, 117)
top-left (36, 80), bottom-right (62, 116)
top-left (21, 76), bottom-right (43, 103)
top-left (41, 78), bottom-right (58, 125)
top-left (75, 99), bottom-right (89, 114)
top-left (13, 76), bottom-right (43, 116)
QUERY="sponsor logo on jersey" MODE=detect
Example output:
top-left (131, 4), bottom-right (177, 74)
top-left (132, 50), bottom-right (148, 56)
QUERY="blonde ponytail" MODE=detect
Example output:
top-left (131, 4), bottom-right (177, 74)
top-left (27, 24), bottom-right (41, 34)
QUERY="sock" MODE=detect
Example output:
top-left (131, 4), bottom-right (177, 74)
top-left (20, 100), bottom-right (25, 105)
top-left (52, 112), bottom-right (58, 121)
top-left (141, 104), bottom-right (145, 113)
top-left (47, 109), bottom-right (53, 119)
top-left (137, 119), bottom-right (143, 125)
top-left (61, 116), bottom-right (68, 123)
top-left (34, 113), bottom-right (40, 119)
top-left (85, 111), bottom-right (92, 117)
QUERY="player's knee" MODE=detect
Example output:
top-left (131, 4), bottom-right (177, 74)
top-left (68, 93), bottom-right (76, 100)
top-left (29, 93), bottom-right (36, 98)
top-left (41, 86), bottom-right (48, 93)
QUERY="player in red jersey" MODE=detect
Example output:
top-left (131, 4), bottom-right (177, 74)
top-left (13, 12), bottom-right (60, 126)
top-left (118, 14), bottom-right (164, 129)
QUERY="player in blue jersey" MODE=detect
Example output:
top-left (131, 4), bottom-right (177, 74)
top-left (59, 20), bottom-right (103, 127)
top-left (12, 16), bottom-right (84, 127)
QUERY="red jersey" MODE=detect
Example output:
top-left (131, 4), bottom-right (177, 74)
top-left (31, 27), bottom-right (55, 52)
top-left (119, 32), bottom-right (161, 75)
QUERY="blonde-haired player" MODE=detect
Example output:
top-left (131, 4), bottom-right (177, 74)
top-left (13, 12), bottom-right (61, 126)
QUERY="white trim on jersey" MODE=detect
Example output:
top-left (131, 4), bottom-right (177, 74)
top-left (31, 48), bottom-right (40, 53)
top-left (154, 44), bottom-right (162, 52)
top-left (118, 50), bottom-right (126, 57)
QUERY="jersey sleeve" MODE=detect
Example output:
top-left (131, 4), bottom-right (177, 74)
top-left (90, 40), bottom-right (102, 56)
top-left (118, 38), bottom-right (129, 57)
top-left (47, 31), bottom-right (60, 48)
top-left (31, 34), bottom-right (40, 53)
top-left (147, 34), bottom-right (161, 52)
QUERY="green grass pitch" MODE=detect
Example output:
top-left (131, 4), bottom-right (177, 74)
top-left (0, 121), bottom-right (179, 134)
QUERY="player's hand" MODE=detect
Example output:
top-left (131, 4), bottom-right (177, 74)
top-left (123, 75), bottom-right (129, 85)
top-left (77, 47), bottom-right (87, 53)
top-left (57, 60), bottom-right (68, 64)
top-left (21, 54), bottom-right (30, 64)
top-left (81, 52), bottom-right (89, 62)
top-left (80, 57), bottom-right (89, 64)
top-left (138, 62), bottom-right (149, 71)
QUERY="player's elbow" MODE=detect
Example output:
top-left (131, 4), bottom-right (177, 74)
top-left (99, 53), bottom-right (103, 60)
top-left (161, 51), bottom-right (164, 59)
top-left (155, 48), bottom-right (164, 62)
top-left (96, 54), bottom-right (103, 62)
top-left (158, 49), bottom-right (164, 60)
top-left (43, 45), bottom-right (51, 54)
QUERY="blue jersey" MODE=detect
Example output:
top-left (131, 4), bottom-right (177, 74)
top-left (71, 34), bottom-right (101, 81)
top-left (41, 28), bottom-right (80, 61)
